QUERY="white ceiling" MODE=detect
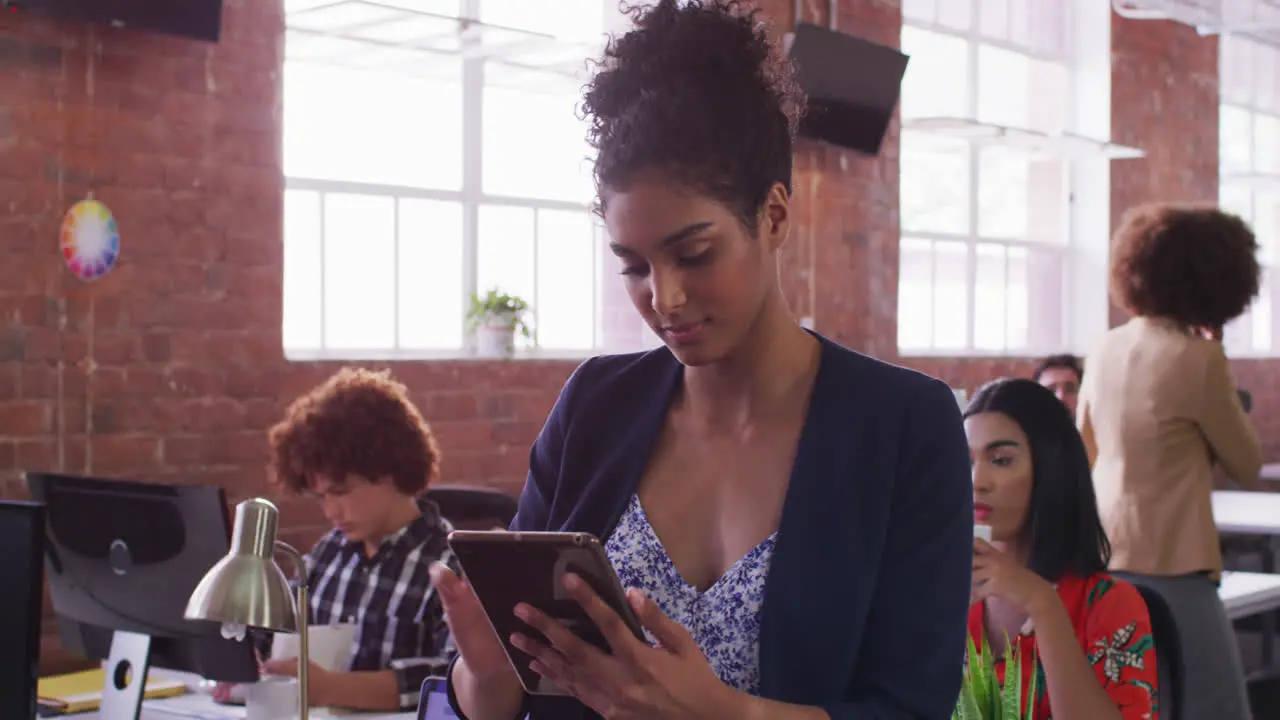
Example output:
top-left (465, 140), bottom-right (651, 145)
top-left (283, 0), bottom-right (602, 90)
top-left (1113, 0), bottom-right (1280, 44)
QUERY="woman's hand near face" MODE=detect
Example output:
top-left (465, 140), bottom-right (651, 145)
top-left (429, 563), bottom-right (525, 720)
top-left (971, 539), bottom-right (1056, 612)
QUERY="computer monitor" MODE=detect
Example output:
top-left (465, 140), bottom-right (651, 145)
top-left (0, 500), bottom-right (45, 720)
top-left (25, 472), bottom-right (258, 720)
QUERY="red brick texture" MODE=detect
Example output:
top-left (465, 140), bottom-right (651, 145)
top-left (1, 0), bottom-right (1276, 648)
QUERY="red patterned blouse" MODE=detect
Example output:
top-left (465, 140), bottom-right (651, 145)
top-left (965, 573), bottom-right (1159, 720)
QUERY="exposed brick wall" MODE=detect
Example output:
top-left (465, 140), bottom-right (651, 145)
top-left (1109, 15), bottom-right (1220, 331)
top-left (0, 1), bottom-right (291, 505)
top-left (0, 0), bottom-right (578, 551)
top-left (3, 0), bottom-right (1278, 656)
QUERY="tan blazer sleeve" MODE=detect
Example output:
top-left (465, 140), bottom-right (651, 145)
top-left (1078, 381), bottom-right (1097, 469)
top-left (1198, 344), bottom-right (1262, 489)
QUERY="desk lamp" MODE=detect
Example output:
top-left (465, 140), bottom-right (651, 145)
top-left (185, 498), bottom-right (311, 720)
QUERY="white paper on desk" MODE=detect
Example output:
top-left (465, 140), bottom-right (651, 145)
top-left (140, 692), bottom-right (250, 718)
top-left (270, 624), bottom-right (358, 673)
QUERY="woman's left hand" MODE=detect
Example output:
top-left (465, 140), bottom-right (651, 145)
top-left (511, 574), bottom-right (741, 720)
top-left (971, 539), bottom-right (1055, 611)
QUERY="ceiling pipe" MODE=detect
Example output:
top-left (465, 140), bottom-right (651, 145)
top-left (1111, 0), bottom-right (1169, 20)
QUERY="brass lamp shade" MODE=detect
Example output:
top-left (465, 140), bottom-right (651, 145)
top-left (186, 497), bottom-right (313, 720)
top-left (184, 498), bottom-right (299, 633)
top-left (185, 553), bottom-right (297, 632)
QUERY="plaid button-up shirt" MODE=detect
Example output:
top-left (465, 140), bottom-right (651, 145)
top-left (269, 499), bottom-right (458, 710)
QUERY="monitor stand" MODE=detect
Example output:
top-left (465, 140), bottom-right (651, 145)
top-left (99, 630), bottom-right (153, 720)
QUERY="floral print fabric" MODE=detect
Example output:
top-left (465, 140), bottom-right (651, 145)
top-left (604, 494), bottom-right (776, 695)
top-left (966, 573), bottom-right (1159, 720)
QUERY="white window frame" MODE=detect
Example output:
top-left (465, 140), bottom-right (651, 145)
top-left (897, 0), bottom-right (1114, 359)
top-left (282, 0), bottom-right (650, 361)
top-left (1219, 31), bottom-right (1280, 358)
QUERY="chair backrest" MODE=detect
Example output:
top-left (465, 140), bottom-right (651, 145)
top-left (426, 485), bottom-right (519, 531)
top-left (1135, 584), bottom-right (1182, 720)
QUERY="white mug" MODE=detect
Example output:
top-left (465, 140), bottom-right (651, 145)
top-left (246, 676), bottom-right (299, 720)
top-left (974, 524), bottom-right (992, 542)
top-left (271, 623), bottom-right (358, 673)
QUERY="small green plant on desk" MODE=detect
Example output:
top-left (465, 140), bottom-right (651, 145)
top-left (953, 633), bottom-right (1038, 720)
top-left (467, 289), bottom-right (532, 358)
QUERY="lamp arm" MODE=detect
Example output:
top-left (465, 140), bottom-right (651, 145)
top-left (273, 540), bottom-right (310, 720)
top-left (273, 541), bottom-right (308, 585)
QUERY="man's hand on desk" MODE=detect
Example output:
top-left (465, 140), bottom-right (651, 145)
top-left (260, 656), bottom-right (336, 706)
top-left (210, 682), bottom-right (246, 705)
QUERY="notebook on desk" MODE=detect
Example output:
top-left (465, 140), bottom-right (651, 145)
top-left (37, 668), bottom-right (187, 714)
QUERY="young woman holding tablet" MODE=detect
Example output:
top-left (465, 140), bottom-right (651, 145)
top-left (431, 2), bottom-right (973, 718)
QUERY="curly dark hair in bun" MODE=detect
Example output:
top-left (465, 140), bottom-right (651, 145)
top-left (1110, 202), bottom-right (1260, 328)
top-left (582, 0), bottom-right (805, 232)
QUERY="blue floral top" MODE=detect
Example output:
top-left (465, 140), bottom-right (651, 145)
top-left (604, 494), bottom-right (777, 695)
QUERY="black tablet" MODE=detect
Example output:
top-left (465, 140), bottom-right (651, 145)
top-left (447, 530), bottom-right (646, 696)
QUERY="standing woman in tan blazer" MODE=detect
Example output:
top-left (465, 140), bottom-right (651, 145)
top-left (1079, 202), bottom-right (1262, 719)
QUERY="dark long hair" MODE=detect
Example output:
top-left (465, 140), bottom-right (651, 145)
top-left (964, 378), bottom-right (1110, 582)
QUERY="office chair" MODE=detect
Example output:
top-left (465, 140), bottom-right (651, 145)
top-left (425, 485), bottom-right (518, 531)
top-left (1134, 584), bottom-right (1182, 720)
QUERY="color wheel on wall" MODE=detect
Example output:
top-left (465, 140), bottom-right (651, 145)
top-left (60, 198), bottom-right (120, 281)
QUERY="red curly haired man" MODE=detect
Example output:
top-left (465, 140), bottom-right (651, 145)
top-left (216, 367), bottom-right (457, 711)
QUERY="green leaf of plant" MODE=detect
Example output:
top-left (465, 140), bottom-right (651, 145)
top-left (953, 623), bottom-right (1040, 720)
top-left (1000, 633), bottom-right (1020, 720)
top-left (983, 635), bottom-right (1000, 716)
top-left (957, 675), bottom-right (982, 720)
top-left (1024, 646), bottom-right (1039, 720)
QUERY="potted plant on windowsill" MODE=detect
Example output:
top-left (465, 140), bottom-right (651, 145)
top-left (953, 633), bottom-right (1038, 720)
top-left (466, 289), bottom-right (532, 358)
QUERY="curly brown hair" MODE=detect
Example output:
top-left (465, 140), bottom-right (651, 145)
top-left (267, 367), bottom-right (439, 496)
top-left (1110, 202), bottom-right (1261, 328)
top-left (581, 0), bottom-right (805, 231)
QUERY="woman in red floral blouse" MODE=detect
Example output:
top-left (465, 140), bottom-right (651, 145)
top-left (964, 378), bottom-right (1158, 720)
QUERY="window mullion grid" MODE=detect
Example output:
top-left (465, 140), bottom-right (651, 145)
top-left (460, 64), bottom-right (481, 351)
top-left (965, 215), bottom-right (979, 354)
top-left (392, 197), bottom-right (401, 351)
top-left (318, 190), bottom-right (328, 351)
top-left (460, 0), bottom-right (483, 351)
top-left (929, 238), bottom-right (939, 352)
top-left (1060, 20), bottom-right (1078, 352)
top-left (532, 208), bottom-right (541, 348)
top-left (965, 15), bottom-right (981, 354)
top-left (592, 220), bottom-right (601, 349)
top-left (1002, 239), bottom-right (1011, 354)
top-left (1247, 109), bottom-right (1259, 351)
top-left (1059, 1), bottom-right (1077, 351)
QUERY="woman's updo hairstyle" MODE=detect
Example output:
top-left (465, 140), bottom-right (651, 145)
top-left (582, 0), bottom-right (805, 233)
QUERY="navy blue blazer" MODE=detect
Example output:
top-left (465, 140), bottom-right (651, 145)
top-left (450, 334), bottom-right (973, 719)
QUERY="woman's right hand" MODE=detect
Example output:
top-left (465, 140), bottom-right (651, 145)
top-left (430, 563), bottom-right (524, 717)
top-left (430, 563), bottom-right (525, 719)
top-left (430, 562), bottom-right (513, 681)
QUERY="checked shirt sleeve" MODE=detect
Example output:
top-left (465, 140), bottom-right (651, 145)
top-left (390, 546), bottom-right (463, 710)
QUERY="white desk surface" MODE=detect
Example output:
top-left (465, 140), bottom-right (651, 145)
top-left (66, 672), bottom-right (414, 720)
top-left (72, 694), bottom-right (413, 719)
top-left (1213, 490), bottom-right (1280, 534)
top-left (1219, 570), bottom-right (1280, 620)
